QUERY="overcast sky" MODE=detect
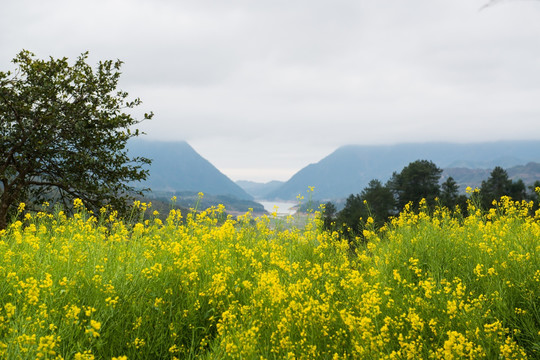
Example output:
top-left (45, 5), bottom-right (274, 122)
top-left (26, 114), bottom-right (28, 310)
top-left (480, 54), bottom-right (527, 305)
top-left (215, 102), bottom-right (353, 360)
top-left (2, 0), bottom-right (540, 182)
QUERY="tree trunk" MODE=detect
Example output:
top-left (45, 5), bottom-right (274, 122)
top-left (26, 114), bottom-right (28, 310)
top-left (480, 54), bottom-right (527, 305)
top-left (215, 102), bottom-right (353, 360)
top-left (0, 183), bottom-right (16, 230)
top-left (0, 201), bottom-right (9, 230)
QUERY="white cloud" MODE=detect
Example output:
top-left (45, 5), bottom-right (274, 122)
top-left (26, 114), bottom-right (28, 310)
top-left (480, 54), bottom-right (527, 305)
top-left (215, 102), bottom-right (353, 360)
top-left (2, 0), bottom-right (540, 181)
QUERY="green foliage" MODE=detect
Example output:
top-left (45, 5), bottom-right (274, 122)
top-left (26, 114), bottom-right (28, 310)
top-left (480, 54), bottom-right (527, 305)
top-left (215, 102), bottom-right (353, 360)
top-left (360, 179), bottom-right (395, 224)
top-left (147, 191), bottom-right (266, 214)
top-left (331, 180), bottom-right (394, 245)
top-left (0, 50), bottom-right (152, 229)
top-left (529, 180), bottom-right (540, 209)
top-left (388, 159), bottom-right (442, 211)
top-left (321, 201), bottom-right (337, 230)
top-left (479, 167), bottom-right (528, 208)
top-left (335, 193), bottom-right (364, 242)
top-left (440, 176), bottom-right (459, 207)
top-left (327, 160), bottom-right (537, 246)
top-left (439, 176), bottom-right (469, 212)
top-left (330, 160), bottom-right (444, 243)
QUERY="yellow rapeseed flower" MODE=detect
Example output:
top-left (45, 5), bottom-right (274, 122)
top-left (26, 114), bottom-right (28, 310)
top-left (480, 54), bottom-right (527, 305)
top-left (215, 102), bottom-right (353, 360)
top-left (73, 198), bottom-right (84, 208)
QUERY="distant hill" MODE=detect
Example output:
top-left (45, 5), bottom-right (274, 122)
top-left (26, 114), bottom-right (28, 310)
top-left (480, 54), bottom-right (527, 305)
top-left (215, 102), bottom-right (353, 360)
top-left (267, 141), bottom-right (540, 200)
top-left (443, 162), bottom-right (540, 192)
top-left (507, 162), bottom-right (540, 184)
top-left (144, 190), bottom-right (266, 215)
top-left (129, 140), bottom-right (253, 200)
top-left (441, 168), bottom-right (490, 192)
top-left (236, 180), bottom-right (285, 199)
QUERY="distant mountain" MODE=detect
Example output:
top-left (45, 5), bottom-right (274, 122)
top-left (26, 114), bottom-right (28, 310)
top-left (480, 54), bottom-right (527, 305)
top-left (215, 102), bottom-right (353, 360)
top-left (443, 162), bottom-right (540, 192)
top-left (267, 141), bottom-right (540, 200)
top-left (236, 180), bottom-right (285, 199)
top-left (507, 162), bottom-right (540, 184)
top-left (129, 140), bottom-right (253, 200)
top-left (441, 168), bottom-right (490, 192)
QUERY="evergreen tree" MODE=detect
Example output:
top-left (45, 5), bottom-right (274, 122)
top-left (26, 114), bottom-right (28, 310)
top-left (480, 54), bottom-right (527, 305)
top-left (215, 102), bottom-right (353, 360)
top-left (509, 179), bottom-right (526, 202)
top-left (321, 201), bottom-right (337, 231)
top-left (336, 194), bottom-right (364, 241)
top-left (387, 160), bottom-right (442, 210)
top-left (360, 179), bottom-right (395, 226)
top-left (440, 177), bottom-right (459, 209)
top-left (480, 166), bottom-right (512, 208)
top-left (334, 179), bottom-right (394, 244)
top-left (528, 180), bottom-right (540, 199)
top-left (528, 180), bottom-right (540, 213)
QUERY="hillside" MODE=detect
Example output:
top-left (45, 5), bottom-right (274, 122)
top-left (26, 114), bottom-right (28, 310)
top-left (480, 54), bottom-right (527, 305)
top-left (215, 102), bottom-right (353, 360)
top-left (267, 141), bottom-right (540, 200)
top-left (145, 190), bottom-right (266, 215)
top-left (507, 162), bottom-right (540, 184)
top-left (443, 162), bottom-right (540, 192)
top-left (128, 140), bottom-right (253, 200)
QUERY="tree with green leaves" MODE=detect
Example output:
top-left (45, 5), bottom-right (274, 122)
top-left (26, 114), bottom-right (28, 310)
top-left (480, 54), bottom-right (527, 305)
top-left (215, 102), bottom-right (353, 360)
top-left (529, 180), bottom-right (540, 199)
top-left (439, 176), bottom-right (468, 213)
top-left (480, 166), bottom-right (511, 206)
top-left (387, 160), bottom-right (442, 210)
top-left (0, 50), bottom-right (153, 229)
top-left (321, 201), bottom-right (337, 231)
top-left (360, 179), bottom-right (395, 226)
top-left (333, 179), bottom-right (394, 244)
top-left (527, 180), bottom-right (540, 213)
top-left (480, 166), bottom-right (527, 208)
top-left (509, 179), bottom-right (526, 201)
top-left (440, 176), bottom-right (459, 208)
top-left (335, 193), bottom-right (364, 244)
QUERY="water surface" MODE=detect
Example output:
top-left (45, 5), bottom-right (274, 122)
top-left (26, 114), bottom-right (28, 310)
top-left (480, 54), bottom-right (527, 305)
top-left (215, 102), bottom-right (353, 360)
top-left (258, 201), bottom-right (297, 216)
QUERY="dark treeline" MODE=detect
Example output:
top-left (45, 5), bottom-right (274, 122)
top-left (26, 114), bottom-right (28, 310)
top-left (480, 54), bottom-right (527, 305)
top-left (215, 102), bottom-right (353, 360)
top-left (322, 160), bottom-right (540, 244)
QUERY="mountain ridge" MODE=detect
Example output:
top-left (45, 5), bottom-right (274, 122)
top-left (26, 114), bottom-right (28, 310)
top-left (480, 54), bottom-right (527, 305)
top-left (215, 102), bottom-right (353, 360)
top-left (128, 140), bottom-right (253, 200)
top-left (267, 141), bottom-right (540, 200)
top-left (442, 162), bottom-right (540, 193)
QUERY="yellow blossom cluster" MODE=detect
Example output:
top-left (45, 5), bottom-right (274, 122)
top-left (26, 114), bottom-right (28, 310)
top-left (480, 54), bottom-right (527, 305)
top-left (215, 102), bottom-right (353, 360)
top-left (0, 196), bottom-right (538, 358)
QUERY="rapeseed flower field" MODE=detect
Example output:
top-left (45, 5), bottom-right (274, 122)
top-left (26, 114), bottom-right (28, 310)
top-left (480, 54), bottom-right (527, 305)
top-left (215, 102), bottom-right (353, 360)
top-left (0, 195), bottom-right (539, 359)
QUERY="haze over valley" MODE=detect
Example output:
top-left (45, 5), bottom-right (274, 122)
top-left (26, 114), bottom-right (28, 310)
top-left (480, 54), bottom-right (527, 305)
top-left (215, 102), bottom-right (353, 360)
top-left (130, 140), bottom-right (540, 212)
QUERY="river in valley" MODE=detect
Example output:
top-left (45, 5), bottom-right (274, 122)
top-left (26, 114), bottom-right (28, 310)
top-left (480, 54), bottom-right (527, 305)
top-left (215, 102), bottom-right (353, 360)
top-left (258, 201), bottom-right (298, 216)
